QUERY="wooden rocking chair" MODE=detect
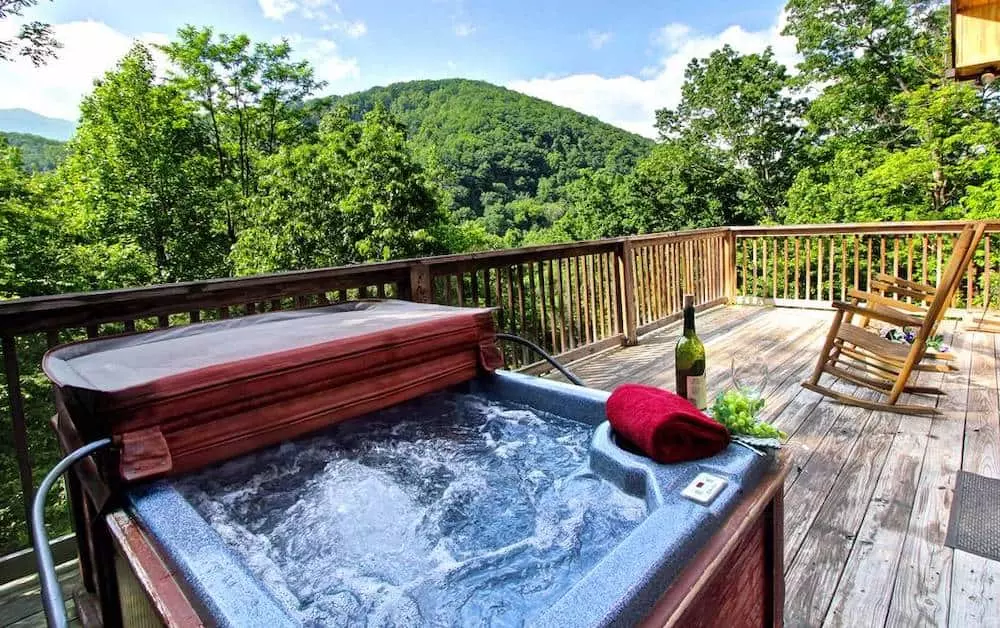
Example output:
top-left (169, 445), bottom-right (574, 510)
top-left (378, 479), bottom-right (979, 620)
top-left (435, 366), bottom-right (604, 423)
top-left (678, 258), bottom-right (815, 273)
top-left (850, 222), bottom-right (985, 344)
top-left (802, 222), bottom-right (983, 415)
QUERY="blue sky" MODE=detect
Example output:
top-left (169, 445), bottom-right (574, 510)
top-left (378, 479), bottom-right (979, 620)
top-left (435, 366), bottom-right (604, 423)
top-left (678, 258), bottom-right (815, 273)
top-left (0, 0), bottom-right (795, 137)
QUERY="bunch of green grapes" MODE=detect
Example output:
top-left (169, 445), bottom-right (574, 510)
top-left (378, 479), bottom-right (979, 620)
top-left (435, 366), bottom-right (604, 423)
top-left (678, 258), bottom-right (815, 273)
top-left (710, 388), bottom-right (786, 440)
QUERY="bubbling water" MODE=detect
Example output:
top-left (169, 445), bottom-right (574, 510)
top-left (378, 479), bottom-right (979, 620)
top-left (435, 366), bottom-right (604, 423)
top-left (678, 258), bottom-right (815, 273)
top-left (174, 392), bottom-right (647, 627)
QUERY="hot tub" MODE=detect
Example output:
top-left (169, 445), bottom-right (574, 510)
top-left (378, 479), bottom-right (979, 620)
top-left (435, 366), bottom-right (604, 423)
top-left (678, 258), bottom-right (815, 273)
top-left (45, 300), bottom-right (786, 627)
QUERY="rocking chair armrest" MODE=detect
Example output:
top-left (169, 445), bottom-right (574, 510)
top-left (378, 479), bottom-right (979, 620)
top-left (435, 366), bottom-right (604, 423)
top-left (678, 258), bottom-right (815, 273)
top-left (832, 300), bottom-right (924, 328)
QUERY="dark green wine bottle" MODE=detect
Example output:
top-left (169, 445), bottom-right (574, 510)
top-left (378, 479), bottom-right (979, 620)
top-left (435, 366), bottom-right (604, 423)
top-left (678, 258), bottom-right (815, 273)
top-left (675, 294), bottom-right (706, 409)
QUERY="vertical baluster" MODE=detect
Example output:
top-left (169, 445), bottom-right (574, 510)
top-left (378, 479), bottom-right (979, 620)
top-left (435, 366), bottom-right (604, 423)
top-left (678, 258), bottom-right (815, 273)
top-left (805, 237), bottom-right (812, 300)
top-left (667, 242), bottom-right (677, 311)
top-left (783, 239), bottom-right (790, 299)
top-left (657, 244), bottom-right (668, 318)
top-left (126, 319), bottom-right (139, 331)
top-left (516, 264), bottom-right (528, 363)
top-left (866, 239), bottom-right (873, 291)
top-left (558, 258), bottom-right (571, 351)
top-left (853, 235), bottom-right (860, 296)
top-left (880, 237), bottom-right (887, 276)
top-left (575, 256), bottom-right (587, 345)
top-left (751, 238), bottom-right (758, 298)
top-left (906, 237), bottom-right (914, 303)
top-left (771, 239), bottom-right (778, 299)
top-left (922, 235), bottom-right (929, 286)
top-left (530, 262), bottom-right (541, 348)
top-left (456, 272), bottom-right (465, 306)
top-left (547, 260), bottom-right (560, 353)
top-left (968, 241), bottom-right (976, 307)
top-left (840, 235), bottom-right (847, 300)
top-left (936, 235), bottom-right (943, 288)
top-left (817, 237), bottom-right (824, 302)
top-left (3, 336), bottom-right (34, 539)
top-left (985, 236), bottom-right (992, 310)
top-left (793, 237), bottom-right (801, 300)
top-left (642, 247), bottom-right (652, 324)
top-left (829, 236), bottom-right (835, 301)
top-left (893, 237), bottom-right (900, 281)
top-left (470, 269), bottom-right (480, 307)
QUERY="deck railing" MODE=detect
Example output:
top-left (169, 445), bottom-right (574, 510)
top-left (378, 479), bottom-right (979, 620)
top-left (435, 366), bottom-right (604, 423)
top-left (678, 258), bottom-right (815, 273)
top-left (732, 221), bottom-right (1000, 310)
top-left (0, 219), bottom-right (994, 575)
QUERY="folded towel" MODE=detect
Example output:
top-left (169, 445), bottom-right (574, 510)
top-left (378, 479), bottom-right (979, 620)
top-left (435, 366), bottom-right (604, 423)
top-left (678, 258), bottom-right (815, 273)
top-left (606, 384), bottom-right (730, 463)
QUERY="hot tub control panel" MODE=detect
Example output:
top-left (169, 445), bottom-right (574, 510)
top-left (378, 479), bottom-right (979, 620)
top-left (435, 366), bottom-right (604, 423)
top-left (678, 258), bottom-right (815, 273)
top-left (681, 473), bottom-right (728, 505)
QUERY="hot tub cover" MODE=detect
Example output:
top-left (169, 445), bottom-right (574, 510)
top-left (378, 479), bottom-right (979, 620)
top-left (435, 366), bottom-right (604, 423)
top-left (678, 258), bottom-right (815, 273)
top-left (45, 300), bottom-right (502, 481)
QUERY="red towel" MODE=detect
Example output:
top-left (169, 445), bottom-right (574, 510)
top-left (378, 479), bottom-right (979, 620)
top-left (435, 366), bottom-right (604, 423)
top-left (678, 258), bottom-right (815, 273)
top-left (606, 384), bottom-right (730, 463)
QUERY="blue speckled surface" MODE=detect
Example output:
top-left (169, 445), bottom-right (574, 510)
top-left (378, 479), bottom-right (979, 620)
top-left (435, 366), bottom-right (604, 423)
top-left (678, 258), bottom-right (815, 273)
top-left (127, 371), bottom-right (770, 627)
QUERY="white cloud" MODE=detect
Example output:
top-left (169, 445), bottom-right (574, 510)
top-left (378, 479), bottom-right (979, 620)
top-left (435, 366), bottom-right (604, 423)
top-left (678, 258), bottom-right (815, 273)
top-left (259, 0), bottom-right (365, 38)
top-left (587, 30), bottom-right (613, 50)
top-left (292, 37), bottom-right (360, 83)
top-left (0, 20), bottom-right (169, 120)
top-left (508, 11), bottom-right (799, 138)
top-left (454, 22), bottom-right (475, 37)
top-left (342, 20), bottom-right (367, 38)
top-left (259, 0), bottom-right (297, 21)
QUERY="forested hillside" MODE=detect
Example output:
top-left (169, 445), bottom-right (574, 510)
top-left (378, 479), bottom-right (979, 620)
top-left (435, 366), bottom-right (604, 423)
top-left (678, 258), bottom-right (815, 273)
top-left (311, 80), bottom-right (652, 216)
top-left (0, 132), bottom-right (65, 171)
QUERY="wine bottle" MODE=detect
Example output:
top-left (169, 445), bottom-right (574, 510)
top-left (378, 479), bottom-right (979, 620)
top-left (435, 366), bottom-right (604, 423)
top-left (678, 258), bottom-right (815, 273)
top-left (675, 294), bottom-right (707, 409)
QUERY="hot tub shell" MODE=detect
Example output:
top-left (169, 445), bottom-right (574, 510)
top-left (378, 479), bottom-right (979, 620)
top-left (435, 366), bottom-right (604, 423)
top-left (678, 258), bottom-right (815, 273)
top-left (45, 300), bottom-right (786, 627)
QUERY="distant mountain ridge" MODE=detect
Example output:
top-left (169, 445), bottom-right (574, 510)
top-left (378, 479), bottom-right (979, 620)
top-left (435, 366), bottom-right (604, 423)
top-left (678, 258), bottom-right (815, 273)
top-left (0, 109), bottom-right (75, 141)
top-left (309, 79), bottom-right (653, 214)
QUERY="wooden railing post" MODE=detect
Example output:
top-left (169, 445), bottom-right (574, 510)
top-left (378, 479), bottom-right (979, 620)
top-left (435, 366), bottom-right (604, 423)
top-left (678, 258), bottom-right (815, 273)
top-left (617, 240), bottom-right (639, 345)
top-left (725, 229), bottom-right (738, 302)
top-left (2, 336), bottom-right (34, 544)
top-left (408, 263), bottom-right (432, 303)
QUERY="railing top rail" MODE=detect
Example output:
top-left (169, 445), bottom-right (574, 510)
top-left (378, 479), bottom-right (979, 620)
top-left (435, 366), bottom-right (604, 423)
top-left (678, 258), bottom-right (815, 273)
top-left (731, 219), bottom-right (1000, 237)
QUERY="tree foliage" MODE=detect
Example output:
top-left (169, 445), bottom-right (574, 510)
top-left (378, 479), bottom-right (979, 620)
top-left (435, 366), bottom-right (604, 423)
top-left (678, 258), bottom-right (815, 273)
top-left (59, 45), bottom-right (228, 284)
top-left (160, 27), bottom-right (323, 243)
top-left (232, 105), bottom-right (446, 273)
top-left (0, 0), bottom-right (60, 66)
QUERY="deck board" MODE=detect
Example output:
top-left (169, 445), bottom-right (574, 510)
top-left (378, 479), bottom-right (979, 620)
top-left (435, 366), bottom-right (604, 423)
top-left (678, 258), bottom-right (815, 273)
top-left (2, 305), bottom-right (998, 628)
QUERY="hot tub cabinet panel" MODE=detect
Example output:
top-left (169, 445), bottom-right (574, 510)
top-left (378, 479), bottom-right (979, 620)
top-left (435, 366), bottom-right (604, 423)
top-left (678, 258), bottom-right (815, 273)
top-left (106, 372), bottom-right (786, 628)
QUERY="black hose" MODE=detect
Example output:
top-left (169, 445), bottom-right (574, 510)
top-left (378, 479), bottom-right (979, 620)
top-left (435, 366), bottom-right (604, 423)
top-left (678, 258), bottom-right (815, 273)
top-left (33, 438), bottom-right (113, 628)
top-left (495, 333), bottom-right (585, 387)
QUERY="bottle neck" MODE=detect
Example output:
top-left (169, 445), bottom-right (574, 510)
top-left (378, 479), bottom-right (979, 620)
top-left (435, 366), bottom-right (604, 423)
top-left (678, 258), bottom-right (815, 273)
top-left (683, 306), bottom-right (696, 337)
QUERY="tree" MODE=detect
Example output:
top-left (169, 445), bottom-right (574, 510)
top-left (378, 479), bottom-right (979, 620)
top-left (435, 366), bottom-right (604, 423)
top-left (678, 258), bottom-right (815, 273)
top-left (232, 105), bottom-right (447, 274)
top-left (59, 44), bottom-right (228, 284)
top-left (655, 45), bottom-right (805, 222)
top-left (160, 27), bottom-right (323, 243)
top-left (0, 0), bottom-right (60, 65)
top-left (785, 82), bottom-right (1000, 223)
top-left (625, 141), bottom-right (744, 232)
top-left (783, 0), bottom-right (949, 139)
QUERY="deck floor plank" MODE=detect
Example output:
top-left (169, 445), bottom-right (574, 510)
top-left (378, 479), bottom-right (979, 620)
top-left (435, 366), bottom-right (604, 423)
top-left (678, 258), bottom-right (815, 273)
top-left (822, 322), bottom-right (957, 627)
top-left (949, 330), bottom-right (1000, 627)
top-left (884, 323), bottom-right (972, 627)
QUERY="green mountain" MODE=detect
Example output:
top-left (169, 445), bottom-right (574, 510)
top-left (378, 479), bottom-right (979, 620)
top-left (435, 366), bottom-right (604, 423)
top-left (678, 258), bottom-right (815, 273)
top-left (310, 79), bottom-right (653, 215)
top-left (0, 108), bottom-right (76, 141)
top-left (1, 131), bottom-right (67, 171)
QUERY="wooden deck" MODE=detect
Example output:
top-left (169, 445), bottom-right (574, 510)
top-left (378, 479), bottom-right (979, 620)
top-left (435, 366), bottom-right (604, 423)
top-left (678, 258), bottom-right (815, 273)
top-left (2, 305), bottom-right (998, 627)
top-left (567, 305), bottom-right (1000, 628)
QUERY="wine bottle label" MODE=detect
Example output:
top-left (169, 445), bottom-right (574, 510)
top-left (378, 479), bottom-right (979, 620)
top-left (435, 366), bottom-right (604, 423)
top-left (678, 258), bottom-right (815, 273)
top-left (686, 375), bottom-right (707, 410)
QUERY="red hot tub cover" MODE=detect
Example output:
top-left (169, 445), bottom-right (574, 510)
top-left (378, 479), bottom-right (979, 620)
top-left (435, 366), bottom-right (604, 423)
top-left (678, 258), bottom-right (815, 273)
top-left (44, 300), bottom-right (503, 481)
